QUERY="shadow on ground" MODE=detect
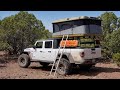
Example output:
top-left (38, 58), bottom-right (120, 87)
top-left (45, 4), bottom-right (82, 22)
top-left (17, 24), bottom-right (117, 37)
top-left (0, 59), bottom-right (8, 68)
top-left (30, 65), bottom-right (52, 71)
top-left (0, 65), bottom-right (6, 68)
top-left (29, 64), bottom-right (120, 76)
top-left (70, 66), bottom-right (120, 76)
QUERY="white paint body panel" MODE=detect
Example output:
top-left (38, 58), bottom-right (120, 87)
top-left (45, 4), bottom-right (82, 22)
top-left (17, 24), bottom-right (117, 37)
top-left (24, 40), bottom-right (101, 64)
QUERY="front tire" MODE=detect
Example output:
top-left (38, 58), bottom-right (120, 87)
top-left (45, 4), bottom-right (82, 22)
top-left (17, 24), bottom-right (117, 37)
top-left (55, 58), bottom-right (72, 75)
top-left (18, 54), bottom-right (30, 68)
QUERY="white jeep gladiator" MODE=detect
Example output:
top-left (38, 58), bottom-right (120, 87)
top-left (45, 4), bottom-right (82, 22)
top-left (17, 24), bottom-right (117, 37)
top-left (18, 38), bottom-right (101, 75)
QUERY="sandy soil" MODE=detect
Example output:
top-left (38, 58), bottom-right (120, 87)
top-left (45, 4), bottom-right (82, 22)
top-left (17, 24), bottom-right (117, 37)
top-left (0, 60), bottom-right (120, 79)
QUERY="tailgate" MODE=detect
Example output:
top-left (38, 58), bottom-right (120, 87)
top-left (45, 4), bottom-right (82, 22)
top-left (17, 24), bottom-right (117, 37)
top-left (84, 48), bottom-right (101, 59)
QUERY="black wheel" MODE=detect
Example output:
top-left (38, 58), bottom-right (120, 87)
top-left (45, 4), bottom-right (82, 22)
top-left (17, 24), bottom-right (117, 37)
top-left (40, 62), bottom-right (49, 67)
top-left (18, 54), bottom-right (30, 68)
top-left (80, 65), bottom-right (93, 70)
top-left (55, 58), bottom-right (72, 75)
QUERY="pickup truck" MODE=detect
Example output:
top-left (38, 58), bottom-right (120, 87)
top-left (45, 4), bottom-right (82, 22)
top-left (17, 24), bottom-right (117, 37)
top-left (18, 39), bottom-right (101, 75)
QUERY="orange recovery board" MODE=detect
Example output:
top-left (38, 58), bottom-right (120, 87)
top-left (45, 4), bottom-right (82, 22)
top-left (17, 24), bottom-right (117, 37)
top-left (60, 40), bottom-right (78, 47)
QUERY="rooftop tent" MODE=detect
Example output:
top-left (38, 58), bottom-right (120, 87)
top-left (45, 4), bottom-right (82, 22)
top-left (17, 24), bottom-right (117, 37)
top-left (52, 16), bottom-right (102, 37)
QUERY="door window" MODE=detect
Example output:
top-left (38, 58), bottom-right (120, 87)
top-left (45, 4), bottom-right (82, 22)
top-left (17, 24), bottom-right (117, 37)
top-left (45, 41), bottom-right (52, 48)
top-left (36, 42), bottom-right (43, 48)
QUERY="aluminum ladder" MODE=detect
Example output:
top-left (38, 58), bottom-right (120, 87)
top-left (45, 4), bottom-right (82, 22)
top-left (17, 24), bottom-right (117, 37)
top-left (50, 35), bottom-right (69, 77)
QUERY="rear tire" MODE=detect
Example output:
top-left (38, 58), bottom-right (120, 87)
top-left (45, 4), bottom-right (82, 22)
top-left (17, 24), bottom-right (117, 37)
top-left (18, 54), bottom-right (30, 68)
top-left (55, 58), bottom-right (72, 75)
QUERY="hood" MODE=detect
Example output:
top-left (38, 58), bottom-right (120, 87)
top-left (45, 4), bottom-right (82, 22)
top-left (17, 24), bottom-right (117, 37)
top-left (24, 48), bottom-right (35, 52)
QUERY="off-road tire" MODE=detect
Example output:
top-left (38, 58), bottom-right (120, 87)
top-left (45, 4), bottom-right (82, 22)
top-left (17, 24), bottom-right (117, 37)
top-left (55, 58), bottom-right (72, 75)
top-left (18, 54), bottom-right (30, 68)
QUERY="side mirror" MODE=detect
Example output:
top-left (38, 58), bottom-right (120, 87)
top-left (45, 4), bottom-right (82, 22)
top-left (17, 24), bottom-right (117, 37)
top-left (33, 46), bottom-right (36, 49)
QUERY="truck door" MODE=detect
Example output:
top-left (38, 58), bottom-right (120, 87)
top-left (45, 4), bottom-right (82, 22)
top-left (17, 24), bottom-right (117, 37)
top-left (32, 41), bottom-right (44, 60)
top-left (42, 40), bottom-right (56, 62)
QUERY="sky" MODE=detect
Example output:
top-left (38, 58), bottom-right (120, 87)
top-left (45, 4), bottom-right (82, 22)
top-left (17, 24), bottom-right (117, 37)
top-left (0, 11), bottom-right (120, 32)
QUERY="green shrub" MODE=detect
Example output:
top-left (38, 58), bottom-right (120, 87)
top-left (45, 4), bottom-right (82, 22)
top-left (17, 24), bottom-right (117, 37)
top-left (112, 53), bottom-right (120, 66)
top-left (0, 42), bottom-right (11, 51)
top-left (101, 49), bottom-right (112, 59)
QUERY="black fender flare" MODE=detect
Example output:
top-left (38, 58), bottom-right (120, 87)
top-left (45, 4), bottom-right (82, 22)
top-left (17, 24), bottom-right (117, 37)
top-left (57, 52), bottom-right (74, 63)
top-left (20, 52), bottom-right (29, 55)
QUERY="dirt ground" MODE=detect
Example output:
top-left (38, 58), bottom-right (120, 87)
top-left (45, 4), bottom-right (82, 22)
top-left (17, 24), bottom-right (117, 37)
top-left (0, 60), bottom-right (120, 79)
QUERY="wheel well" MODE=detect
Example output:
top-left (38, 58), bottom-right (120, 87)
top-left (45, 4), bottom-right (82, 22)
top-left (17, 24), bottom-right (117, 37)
top-left (62, 55), bottom-right (69, 60)
top-left (58, 54), bottom-right (69, 61)
top-left (21, 52), bottom-right (29, 55)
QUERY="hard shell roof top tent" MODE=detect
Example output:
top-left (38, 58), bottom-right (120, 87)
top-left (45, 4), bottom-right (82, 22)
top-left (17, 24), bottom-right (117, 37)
top-left (52, 16), bottom-right (101, 23)
top-left (52, 16), bottom-right (102, 38)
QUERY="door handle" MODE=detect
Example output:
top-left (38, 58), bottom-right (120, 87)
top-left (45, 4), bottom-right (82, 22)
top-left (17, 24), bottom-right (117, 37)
top-left (48, 51), bottom-right (51, 53)
top-left (40, 51), bottom-right (43, 52)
